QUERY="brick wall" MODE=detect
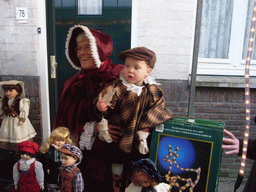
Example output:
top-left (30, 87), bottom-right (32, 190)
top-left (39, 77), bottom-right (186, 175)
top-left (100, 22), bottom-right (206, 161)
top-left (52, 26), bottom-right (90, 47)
top-left (0, 76), bottom-right (253, 178)
top-left (0, 76), bottom-right (41, 145)
top-left (0, 0), bottom-right (39, 76)
top-left (159, 79), bottom-right (256, 178)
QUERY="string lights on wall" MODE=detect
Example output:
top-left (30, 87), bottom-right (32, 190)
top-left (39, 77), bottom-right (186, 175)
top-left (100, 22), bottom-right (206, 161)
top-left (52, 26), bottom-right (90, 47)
top-left (234, 1), bottom-right (256, 191)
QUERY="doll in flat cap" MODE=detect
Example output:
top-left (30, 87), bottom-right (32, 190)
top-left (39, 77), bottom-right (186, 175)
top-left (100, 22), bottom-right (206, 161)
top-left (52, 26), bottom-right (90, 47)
top-left (13, 141), bottom-right (44, 191)
top-left (39, 127), bottom-right (75, 192)
top-left (91, 47), bottom-right (173, 191)
top-left (0, 80), bottom-right (36, 145)
top-left (57, 144), bottom-right (84, 192)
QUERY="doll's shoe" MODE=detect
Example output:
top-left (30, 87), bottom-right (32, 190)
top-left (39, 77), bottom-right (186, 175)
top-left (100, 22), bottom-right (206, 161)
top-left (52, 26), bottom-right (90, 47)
top-left (98, 118), bottom-right (113, 143)
top-left (112, 173), bottom-right (123, 192)
top-left (137, 131), bottom-right (150, 154)
top-left (112, 163), bottom-right (124, 192)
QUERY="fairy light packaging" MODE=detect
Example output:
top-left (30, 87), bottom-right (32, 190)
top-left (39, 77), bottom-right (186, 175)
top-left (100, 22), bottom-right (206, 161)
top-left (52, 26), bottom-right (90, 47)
top-left (149, 116), bottom-right (224, 192)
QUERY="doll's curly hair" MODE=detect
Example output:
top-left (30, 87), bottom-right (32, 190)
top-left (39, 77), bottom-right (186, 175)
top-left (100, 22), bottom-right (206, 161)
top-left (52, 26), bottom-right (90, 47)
top-left (39, 127), bottom-right (74, 154)
top-left (1, 84), bottom-right (22, 117)
top-left (131, 169), bottom-right (159, 188)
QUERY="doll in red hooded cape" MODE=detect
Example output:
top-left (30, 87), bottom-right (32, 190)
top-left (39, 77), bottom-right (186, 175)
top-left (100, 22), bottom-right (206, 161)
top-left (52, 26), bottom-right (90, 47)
top-left (53, 25), bottom-right (124, 191)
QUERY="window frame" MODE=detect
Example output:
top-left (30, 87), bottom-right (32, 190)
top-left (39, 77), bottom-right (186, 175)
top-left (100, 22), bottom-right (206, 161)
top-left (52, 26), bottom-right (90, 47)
top-left (196, 0), bottom-right (256, 76)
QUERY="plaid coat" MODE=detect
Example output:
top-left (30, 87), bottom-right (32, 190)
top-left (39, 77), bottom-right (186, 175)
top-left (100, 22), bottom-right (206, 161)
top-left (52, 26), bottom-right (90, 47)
top-left (98, 78), bottom-right (173, 153)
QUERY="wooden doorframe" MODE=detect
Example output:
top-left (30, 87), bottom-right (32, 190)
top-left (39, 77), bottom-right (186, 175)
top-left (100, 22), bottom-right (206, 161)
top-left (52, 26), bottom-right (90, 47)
top-left (131, 0), bottom-right (138, 48)
top-left (37, 0), bottom-right (51, 142)
top-left (46, 0), bottom-right (59, 128)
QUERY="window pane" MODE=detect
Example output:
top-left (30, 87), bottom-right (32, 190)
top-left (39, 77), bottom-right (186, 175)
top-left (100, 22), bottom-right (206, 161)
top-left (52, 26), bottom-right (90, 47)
top-left (242, 0), bottom-right (256, 60)
top-left (78, 0), bottom-right (102, 15)
top-left (199, 0), bottom-right (234, 59)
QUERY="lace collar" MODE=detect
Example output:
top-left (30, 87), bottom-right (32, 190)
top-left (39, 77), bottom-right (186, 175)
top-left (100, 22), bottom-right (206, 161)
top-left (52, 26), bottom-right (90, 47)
top-left (120, 70), bottom-right (160, 96)
top-left (19, 158), bottom-right (36, 165)
top-left (52, 144), bottom-right (60, 149)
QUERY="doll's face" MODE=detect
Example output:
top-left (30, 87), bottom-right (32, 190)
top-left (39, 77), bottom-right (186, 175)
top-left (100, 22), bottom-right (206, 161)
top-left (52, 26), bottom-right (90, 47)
top-left (53, 138), bottom-right (65, 148)
top-left (21, 153), bottom-right (31, 161)
top-left (134, 171), bottom-right (151, 188)
top-left (61, 153), bottom-right (76, 167)
top-left (123, 57), bottom-right (152, 86)
top-left (76, 38), bottom-right (97, 70)
top-left (5, 89), bottom-right (19, 99)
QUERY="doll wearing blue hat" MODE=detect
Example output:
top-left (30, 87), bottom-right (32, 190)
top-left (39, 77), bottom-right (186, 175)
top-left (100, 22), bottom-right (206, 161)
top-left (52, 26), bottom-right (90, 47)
top-left (125, 158), bottom-right (170, 192)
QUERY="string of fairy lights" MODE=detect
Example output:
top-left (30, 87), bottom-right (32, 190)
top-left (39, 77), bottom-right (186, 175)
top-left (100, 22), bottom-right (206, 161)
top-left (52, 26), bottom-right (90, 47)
top-left (240, 0), bottom-right (256, 178)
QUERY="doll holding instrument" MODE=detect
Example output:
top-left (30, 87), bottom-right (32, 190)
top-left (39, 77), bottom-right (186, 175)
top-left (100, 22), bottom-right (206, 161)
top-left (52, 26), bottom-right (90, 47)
top-left (0, 80), bottom-right (37, 144)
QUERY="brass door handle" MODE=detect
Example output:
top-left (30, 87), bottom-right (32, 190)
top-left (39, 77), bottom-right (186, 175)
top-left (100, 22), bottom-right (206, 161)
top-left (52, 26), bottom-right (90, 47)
top-left (50, 55), bottom-right (57, 79)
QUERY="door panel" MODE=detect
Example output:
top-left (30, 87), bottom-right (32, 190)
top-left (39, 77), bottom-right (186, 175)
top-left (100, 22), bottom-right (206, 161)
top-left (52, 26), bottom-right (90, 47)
top-left (47, 0), bottom-right (131, 126)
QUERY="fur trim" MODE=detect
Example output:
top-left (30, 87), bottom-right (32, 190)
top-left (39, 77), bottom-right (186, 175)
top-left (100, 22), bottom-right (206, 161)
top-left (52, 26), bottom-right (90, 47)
top-left (65, 25), bottom-right (81, 70)
top-left (65, 25), bottom-right (102, 70)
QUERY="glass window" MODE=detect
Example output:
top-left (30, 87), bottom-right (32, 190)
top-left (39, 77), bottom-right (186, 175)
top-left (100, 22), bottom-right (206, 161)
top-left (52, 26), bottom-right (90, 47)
top-left (78, 0), bottom-right (102, 15)
top-left (242, 0), bottom-right (256, 60)
top-left (199, 0), bottom-right (234, 59)
top-left (197, 0), bottom-right (256, 76)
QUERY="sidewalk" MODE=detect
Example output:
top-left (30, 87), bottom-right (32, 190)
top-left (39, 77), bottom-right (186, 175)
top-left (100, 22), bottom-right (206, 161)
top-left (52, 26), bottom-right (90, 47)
top-left (218, 177), bottom-right (246, 192)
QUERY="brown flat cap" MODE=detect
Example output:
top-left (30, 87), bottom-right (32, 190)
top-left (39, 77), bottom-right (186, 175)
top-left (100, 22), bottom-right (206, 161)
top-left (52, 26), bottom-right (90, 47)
top-left (118, 47), bottom-right (156, 69)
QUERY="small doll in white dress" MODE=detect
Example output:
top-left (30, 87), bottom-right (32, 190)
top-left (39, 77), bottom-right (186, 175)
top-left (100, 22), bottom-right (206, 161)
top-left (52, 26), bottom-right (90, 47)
top-left (125, 158), bottom-right (170, 192)
top-left (0, 80), bottom-right (36, 144)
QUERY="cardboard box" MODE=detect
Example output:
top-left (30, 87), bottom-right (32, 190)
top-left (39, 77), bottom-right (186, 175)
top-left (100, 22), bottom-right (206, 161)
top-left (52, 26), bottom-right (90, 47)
top-left (149, 117), bottom-right (224, 192)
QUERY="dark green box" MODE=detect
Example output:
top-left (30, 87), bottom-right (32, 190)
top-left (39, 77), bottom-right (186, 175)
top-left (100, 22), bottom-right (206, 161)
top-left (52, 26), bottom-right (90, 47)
top-left (149, 116), bottom-right (224, 192)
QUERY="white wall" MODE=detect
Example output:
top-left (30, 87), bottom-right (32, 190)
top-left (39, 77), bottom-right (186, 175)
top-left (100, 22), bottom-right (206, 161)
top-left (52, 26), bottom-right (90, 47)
top-left (133, 0), bottom-right (197, 80)
top-left (0, 0), bottom-right (39, 76)
top-left (0, 0), bottom-right (197, 78)
top-left (0, 0), bottom-right (51, 141)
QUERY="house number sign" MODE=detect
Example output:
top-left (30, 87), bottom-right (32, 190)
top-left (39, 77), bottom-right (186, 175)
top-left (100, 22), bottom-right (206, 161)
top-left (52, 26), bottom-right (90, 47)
top-left (16, 7), bottom-right (28, 23)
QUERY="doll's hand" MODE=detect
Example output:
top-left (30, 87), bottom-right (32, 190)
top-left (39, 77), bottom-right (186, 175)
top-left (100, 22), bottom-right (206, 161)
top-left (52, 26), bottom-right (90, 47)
top-left (40, 185), bottom-right (44, 190)
top-left (97, 123), bottom-right (121, 142)
top-left (137, 131), bottom-right (150, 154)
top-left (15, 184), bottom-right (18, 190)
top-left (97, 99), bottom-right (108, 112)
top-left (222, 129), bottom-right (240, 155)
top-left (18, 121), bottom-right (24, 126)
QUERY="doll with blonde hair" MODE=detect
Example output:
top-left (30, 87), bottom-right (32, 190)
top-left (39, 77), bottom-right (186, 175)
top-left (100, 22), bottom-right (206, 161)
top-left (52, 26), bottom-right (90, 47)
top-left (40, 127), bottom-right (74, 192)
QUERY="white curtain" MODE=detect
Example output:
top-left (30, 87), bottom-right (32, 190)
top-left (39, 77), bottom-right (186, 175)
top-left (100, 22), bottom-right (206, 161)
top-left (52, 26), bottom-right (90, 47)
top-left (242, 0), bottom-right (256, 60)
top-left (78, 0), bottom-right (102, 15)
top-left (199, 0), bottom-right (234, 59)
